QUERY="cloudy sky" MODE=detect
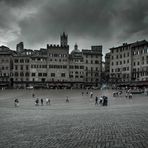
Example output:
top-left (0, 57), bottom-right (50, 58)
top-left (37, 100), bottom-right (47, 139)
top-left (0, 0), bottom-right (148, 56)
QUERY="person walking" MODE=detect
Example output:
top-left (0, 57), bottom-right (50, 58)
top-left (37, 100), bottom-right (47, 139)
top-left (90, 91), bottom-right (93, 98)
top-left (46, 98), bottom-right (50, 105)
top-left (95, 96), bottom-right (98, 105)
top-left (35, 98), bottom-right (39, 106)
top-left (99, 96), bottom-right (103, 105)
top-left (14, 99), bottom-right (19, 107)
top-left (125, 93), bottom-right (128, 98)
top-left (32, 93), bottom-right (35, 98)
top-left (129, 93), bottom-right (132, 99)
top-left (41, 98), bottom-right (44, 105)
top-left (82, 92), bottom-right (84, 96)
top-left (66, 96), bottom-right (69, 103)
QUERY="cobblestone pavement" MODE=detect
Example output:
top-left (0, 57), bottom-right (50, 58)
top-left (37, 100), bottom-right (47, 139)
top-left (0, 89), bottom-right (148, 148)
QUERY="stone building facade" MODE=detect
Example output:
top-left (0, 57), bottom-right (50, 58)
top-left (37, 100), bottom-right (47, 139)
top-left (82, 46), bottom-right (102, 87)
top-left (109, 40), bottom-right (148, 86)
top-left (0, 46), bottom-right (14, 88)
top-left (0, 33), bottom-right (103, 88)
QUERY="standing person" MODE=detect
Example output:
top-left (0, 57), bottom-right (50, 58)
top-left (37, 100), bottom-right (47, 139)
top-left (82, 92), bottom-right (84, 96)
top-left (129, 93), bottom-right (132, 99)
top-left (125, 93), bottom-right (128, 98)
top-left (90, 91), bottom-right (93, 98)
top-left (66, 96), bottom-right (69, 103)
top-left (46, 98), bottom-right (48, 105)
top-left (35, 98), bottom-right (39, 106)
top-left (14, 99), bottom-right (19, 107)
top-left (48, 99), bottom-right (50, 105)
top-left (41, 98), bottom-right (44, 105)
top-left (99, 96), bottom-right (103, 105)
top-left (95, 96), bottom-right (98, 105)
top-left (46, 98), bottom-right (50, 105)
top-left (32, 93), bottom-right (35, 98)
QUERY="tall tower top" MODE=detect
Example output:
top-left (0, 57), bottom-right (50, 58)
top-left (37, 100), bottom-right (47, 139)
top-left (60, 32), bottom-right (68, 47)
top-left (16, 42), bottom-right (24, 52)
top-left (74, 43), bottom-right (78, 50)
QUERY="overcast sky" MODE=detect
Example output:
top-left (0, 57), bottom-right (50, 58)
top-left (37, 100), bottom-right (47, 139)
top-left (0, 0), bottom-right (148, 56)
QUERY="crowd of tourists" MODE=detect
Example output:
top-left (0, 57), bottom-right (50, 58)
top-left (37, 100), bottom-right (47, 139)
top-left (13, 86), bottom-right (148, 108)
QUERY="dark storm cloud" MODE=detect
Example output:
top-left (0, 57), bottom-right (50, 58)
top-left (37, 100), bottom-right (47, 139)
top-left (0, 0), bottom-right (29, 7)
top-left (19, 0), bottom-right (117, 43)
top-left (116, 0), bottom-right (148, 39)
top-left (0, 0), bottom-right (148, 51)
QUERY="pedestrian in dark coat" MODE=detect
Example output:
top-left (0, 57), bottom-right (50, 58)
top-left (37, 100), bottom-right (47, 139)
top-left (41, 98), bottom-right (44, 105)
top-left (95, 96), bottom-right (98, 105)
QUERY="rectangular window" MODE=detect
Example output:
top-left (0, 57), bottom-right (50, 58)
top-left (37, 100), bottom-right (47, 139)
top-left (75, 66), bottom-right (79, 69)
top-left (20, 59), bottom-right (24, 63)
top-left (61, 73), bottom-right (65, 77)
top-left (63, 65), bottom-right (67, 69)
top-left (26, 65), bottom-right (29, 70)
top-left (25, 59), bottom-right (29, 63)
top-left (20, 72), bottom-right (24, 76)
top-left (69, 75), bottom-right (73, 78)
top-left (51, 73), bottom-right (55, 77)
top-left (25, 72), bottom-right (29, 77)
top-left (15, 65), bottom-right (18, 70)
top-left (43, 73), bottom-right (47, 77)
top-left (80, 66), bottom-right (84, 69)
top-left (38, 73), bottom-right (42, 77)
top-left (32, 73), bottom-right (35, 76)
top-left (14, 59), bottom-right (18, 63)
top-left (95, 60), bottom-right (99, 64)
top-left (15, 72), bottom-right (18, 76)
top-left (20, 65), bottom-right (23, 70)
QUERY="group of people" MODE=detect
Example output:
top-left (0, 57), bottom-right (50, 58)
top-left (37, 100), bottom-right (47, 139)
top-left (81, 91), bottom-right (108, 106)
top-left (82, 91), bottom-right (94, 98)
top-left (113, 91), bottom-right (123, 97)
top-left (125, 92), bottom-right (133, 99)
top-left (95, 96), bottom-right (108, 106)
top-left (35, 98), bottom-right (50, 106)
top-left (14, 91), bottom-right (108, 107)
top-left (112, 90), bottom-right (133, 99)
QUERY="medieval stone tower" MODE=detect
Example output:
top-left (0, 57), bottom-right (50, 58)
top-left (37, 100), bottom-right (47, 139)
top-left (60, 32), bottom-right (68, 47)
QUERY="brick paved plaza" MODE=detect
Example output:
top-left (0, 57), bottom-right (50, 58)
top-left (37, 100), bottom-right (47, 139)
top-left (0, 89), bottom-right (148, 148)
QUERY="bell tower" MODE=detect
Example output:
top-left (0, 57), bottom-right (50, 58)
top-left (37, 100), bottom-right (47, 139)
top-left (60, 32), bottom-right (68, 47)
